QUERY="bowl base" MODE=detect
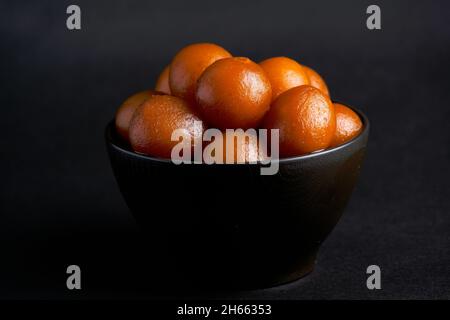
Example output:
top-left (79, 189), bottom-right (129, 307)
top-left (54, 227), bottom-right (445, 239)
top-left (143, 237), bottom-right (318, 290)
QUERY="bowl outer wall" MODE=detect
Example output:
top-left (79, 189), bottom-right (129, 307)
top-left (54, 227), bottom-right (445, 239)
top-left (105, 105), bottom-right (369, 288)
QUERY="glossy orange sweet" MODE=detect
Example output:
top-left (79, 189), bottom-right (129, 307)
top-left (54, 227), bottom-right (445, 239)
top-left (129, 95), bottom-right (205, 158)
top-left (330, 103), bottom-right (363, 147)
top-left (263, 85), bottom-right (335, 157)
top-left (115, 90), bottom-right (163, 141)
top-left (303, 65), bottom-right (329, 96)
top-left (169, 43), bottom-right (231, 104)
top-left (259, 57), bottom-right (310, 101)
top-left (196, 57), bottom-right (272, 129)
top-left (203, 130), bottom-right (264, 164)
top-left (155, 65), bottom-right (171, 94)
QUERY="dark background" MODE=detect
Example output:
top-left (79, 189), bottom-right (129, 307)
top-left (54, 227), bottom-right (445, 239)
top-left (1, 0), bottom-right (449, 299)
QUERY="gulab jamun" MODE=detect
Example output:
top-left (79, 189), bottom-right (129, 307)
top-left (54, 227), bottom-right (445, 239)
top-left (169, 43), bottom-right (231, 104)
top-left (330, 103), bottom-right (363, 147)
top-left (115, 90), bottom-right (163, 141)
top-left (155, 65), bottom-right (171, 95)
top-left (259, 56), bottom-right (310, 101)
top-left (196, 57), bottom-right (272, 129)
top-left (303, 65), bottom-right (330, 96)
top-left (263, 85), bottom-right (335, 157)
top-left (129, 95), bottom-right (205, 158)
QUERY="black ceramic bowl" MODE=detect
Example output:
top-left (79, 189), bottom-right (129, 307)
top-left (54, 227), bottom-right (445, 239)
top-left (105, 105), bottom-right (369, 289)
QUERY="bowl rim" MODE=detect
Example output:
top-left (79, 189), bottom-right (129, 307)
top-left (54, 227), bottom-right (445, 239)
top-left (106, 102), bottom-right (369, 164)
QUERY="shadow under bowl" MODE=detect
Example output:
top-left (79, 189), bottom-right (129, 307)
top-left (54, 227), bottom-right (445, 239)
top-left (105, 105), bottom-right (369, 289)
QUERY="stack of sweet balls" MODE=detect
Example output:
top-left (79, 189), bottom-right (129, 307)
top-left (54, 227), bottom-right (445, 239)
top-left (115, 43), bottom-right (362, 162)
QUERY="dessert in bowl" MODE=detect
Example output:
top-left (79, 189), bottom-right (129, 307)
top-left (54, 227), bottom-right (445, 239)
top-left (106, 43), bottom-right (369, 288)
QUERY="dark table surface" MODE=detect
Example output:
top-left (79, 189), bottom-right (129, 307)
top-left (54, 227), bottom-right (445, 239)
top-left (1, 0), bottom-right (449, 299)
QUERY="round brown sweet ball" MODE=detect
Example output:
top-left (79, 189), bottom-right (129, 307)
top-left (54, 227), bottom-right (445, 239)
top-left (259, 56), bottom-right (310, 101)
top-left (115, 90), bottom-right (163, 141)
top-left (129, 95), bottom-right (205, 159)
top-left (303, 65), bottom-right (330, 96)
top-left (169, 43), bottom-right (232, 104)
top-left (155, 65), bottom-right (171, 95)
top-left (330, 103), bottom-right (363, 147)
top-left (196, 57), bottom-right (272, 129)
top-left (263, 85), bottom-right (335, 157)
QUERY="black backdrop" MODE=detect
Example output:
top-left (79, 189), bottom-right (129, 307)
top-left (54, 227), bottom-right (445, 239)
top-left (1, 0), bottom-right (449, 299)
